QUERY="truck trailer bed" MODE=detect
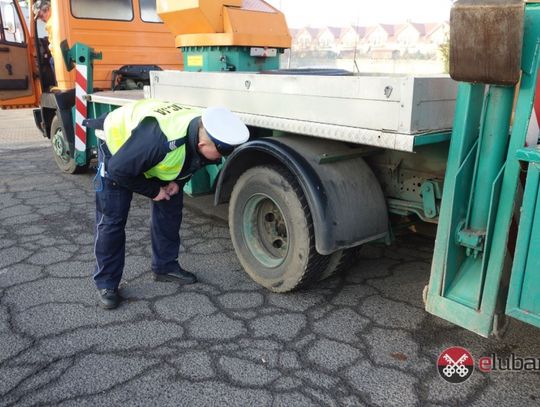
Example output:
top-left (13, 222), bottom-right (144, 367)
top-left (90, 71), bottom-right (458, 152)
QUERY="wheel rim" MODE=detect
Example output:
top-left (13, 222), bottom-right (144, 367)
top-left (243, 193), bottom-right (289, 268)
top-left (52, 128), bottom-right (71, 165)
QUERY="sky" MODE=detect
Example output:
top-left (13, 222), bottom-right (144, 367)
top-left (265, 0), bottom-right (453, 28)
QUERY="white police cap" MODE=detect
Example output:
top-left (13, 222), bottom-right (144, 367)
top-left (201, 107), bottom-right (249, 155)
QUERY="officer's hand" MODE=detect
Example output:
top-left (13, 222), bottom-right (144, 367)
top-left (153, 187), bottom-right (171, 201)
top-left (165, 182), bottom-right (180, 197)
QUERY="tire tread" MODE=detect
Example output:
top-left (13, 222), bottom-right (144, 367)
top-left (265, 165), bottom-right (329, 290)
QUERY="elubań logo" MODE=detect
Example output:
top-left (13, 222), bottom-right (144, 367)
top-left (437, 347), bottom-right (540, 383)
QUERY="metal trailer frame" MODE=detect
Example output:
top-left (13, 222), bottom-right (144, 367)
top-left (507, 146), bottom-right (540, 328)
top-left (88, 72), bottom-right (455, 253)
top-left (89, 72), bottom-right (457, 224)
top-left (426, 2), bottom-right (540, 337)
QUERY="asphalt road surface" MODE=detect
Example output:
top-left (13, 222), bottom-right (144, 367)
top-left (1, 109), bottom-right (539, 406)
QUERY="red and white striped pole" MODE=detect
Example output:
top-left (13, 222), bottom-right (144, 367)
top-left (74, 63), bottom-right (88, 153)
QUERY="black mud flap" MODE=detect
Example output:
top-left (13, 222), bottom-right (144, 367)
top-left (33, 108), bottom-right (44, 134)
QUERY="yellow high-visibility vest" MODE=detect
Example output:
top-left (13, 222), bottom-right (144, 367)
top-left (104, 99), bottom-right (201, 180)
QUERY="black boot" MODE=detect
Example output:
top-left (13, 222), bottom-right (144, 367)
top-left (153, 268), bottom-right (197, 284)
top-left (97, 288), bottom-right (120, 309)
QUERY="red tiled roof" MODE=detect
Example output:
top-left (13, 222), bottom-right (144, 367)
top-left (379, 24), bottom-right (397, 35)
top-left (289, 21), bottom-right (449, 43)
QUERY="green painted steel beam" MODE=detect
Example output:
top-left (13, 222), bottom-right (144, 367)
top-left (426, 3), bottom-right (540, 337)
top-left (426, 82), bottom-right (485, 306)
top-left (467, 86), bottom-right (514, 231)
top-left (413, 131), bottom-right (452, 147)
top-left (506, 148), bottom-right (540, 328)
top-left (515, 145), bottom-right (540, 162)
top-left (481, 3), bottom-right (540, 333)
top-left (446, 86), bottom-right (514, 308)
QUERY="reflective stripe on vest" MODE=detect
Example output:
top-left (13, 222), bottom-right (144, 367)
top-left (103, 99), bottom-right (202, 181)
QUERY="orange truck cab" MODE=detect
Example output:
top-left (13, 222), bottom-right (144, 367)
top-left (0, 0), bottom-right (181, 167)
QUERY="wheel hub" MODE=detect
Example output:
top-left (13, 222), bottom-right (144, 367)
top-left (243, 194), bottom-right (289, 268)
top-left (52, 130), bottom-right (70, 163)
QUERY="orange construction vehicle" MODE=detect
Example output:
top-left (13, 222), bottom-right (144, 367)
top-left (0, 0), bottom-right (182, 171)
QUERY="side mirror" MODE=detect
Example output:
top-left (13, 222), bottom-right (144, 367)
top-left (450, 0), bottom-right (524, 86)
top-left (60, 40), bottom-right (75, 71)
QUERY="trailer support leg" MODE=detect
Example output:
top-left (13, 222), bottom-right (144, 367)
top-left (426, 3), bottom-right (540, 337)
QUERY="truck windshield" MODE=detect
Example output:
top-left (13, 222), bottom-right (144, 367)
top-left (140, 0), bottom-right (161, 23)
top-left (71, 0), bottom-right (134, 21)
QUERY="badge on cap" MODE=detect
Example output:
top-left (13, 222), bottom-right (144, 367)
top-left (201, 107), bottom-right (249, 155)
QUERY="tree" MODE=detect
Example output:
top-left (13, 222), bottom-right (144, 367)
top-left (439, 34), bottom-right (450, 74)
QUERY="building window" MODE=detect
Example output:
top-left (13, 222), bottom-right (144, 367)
top-left (71, 0), bottom-right (134, 21)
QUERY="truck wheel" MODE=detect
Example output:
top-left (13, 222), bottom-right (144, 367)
top-left (50, 116), bottom-right (86, 174)
top-left (229, 165), bottom-right (329, 292)
top-left (319, 246), bottom-right (361, 281)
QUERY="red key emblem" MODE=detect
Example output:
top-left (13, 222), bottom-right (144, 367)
top-left (437, 347), bottom-right (475, 383)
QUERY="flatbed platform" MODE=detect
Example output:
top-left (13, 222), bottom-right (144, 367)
top-left (90, 71), bottom-right (457, 152)
top-left (89, 90), bottom-right (144, 106)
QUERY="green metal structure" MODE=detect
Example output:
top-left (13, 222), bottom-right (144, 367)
top-left (181, 45), bottom-right (283, 194)
top-left (506, 146), bottom-right (540, 327)
top-left (180, 44), bottom-right (282, 194)
top-left (61, 41), bottom-right (102, 167)
top-left (182, 46), bottom-right (281, 72)
top-left (426, 2), bottom-right (540, 336)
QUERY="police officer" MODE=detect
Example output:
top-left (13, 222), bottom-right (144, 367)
top-left (91, 99), bottom-right (249, 309)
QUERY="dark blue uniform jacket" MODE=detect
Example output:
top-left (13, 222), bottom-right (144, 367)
top-left (103, 117), bottom-right (219, 198)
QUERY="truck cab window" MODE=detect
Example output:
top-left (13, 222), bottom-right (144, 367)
top-left (71, 0), bottom-right (133, 21)
top-left (0, 0), bottom-right (25, 44)
top-left (140, 0), bottom-right (161, 23)
top-left (19, 0), bottom-right (29, 27)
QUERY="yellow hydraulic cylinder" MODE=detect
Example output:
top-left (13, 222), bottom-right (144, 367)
top-left (157, 0), bottom-right (291, 48)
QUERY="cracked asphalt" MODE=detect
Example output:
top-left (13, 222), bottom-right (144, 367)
top-left (1, 109), bottom-right (539, 407)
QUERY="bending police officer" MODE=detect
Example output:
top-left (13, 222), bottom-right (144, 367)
top-left (90, 100), bottom-right (249, 309)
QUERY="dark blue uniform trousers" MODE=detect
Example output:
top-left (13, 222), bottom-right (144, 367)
top-left (93, 177), bottom-right (184, 290)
